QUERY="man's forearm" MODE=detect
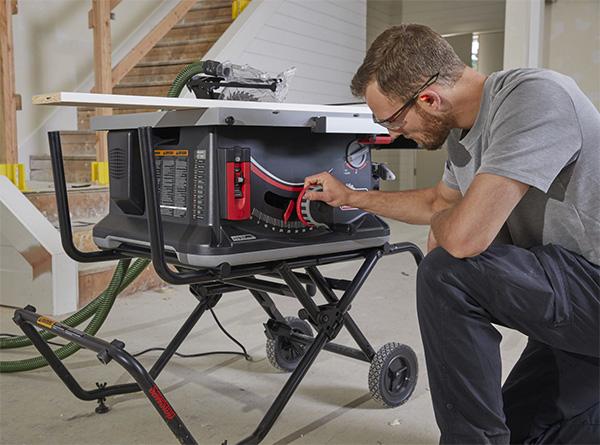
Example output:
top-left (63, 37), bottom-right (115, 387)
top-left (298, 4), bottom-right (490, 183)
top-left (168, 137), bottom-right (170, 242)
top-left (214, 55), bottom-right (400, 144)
top-left (430, 208), bottom-right (453, 246)
top-left (347, 187), bottom-right (442, 225)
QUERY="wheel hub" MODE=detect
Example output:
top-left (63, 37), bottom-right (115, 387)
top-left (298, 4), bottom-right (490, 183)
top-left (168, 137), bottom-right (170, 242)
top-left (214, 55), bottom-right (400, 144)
top-left (385, 356), bottom-right (409, 393)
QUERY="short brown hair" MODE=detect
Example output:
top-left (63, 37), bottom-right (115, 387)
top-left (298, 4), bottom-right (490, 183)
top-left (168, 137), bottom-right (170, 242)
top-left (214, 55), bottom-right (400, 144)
top-left (351, 24), bottom-right (465, 101)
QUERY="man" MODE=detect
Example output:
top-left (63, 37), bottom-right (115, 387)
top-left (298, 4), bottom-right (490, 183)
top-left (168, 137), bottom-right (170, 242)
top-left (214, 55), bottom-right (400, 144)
top-left (304, 24), bottom-right (599, 444)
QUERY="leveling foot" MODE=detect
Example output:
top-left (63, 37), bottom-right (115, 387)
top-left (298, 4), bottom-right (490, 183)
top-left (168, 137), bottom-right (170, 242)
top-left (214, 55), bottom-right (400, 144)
top-left (95, 382), bottom-right (110, 414)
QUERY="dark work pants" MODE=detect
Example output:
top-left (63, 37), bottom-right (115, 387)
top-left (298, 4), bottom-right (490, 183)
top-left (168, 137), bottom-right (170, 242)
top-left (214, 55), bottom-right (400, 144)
top-left (416, 244), bottom-right (600, 444)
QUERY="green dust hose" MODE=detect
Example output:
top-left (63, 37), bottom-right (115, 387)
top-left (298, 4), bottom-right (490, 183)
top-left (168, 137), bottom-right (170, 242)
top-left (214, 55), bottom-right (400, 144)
top-left (0, 60), bottom-right (194, 371)
top-left (167, 60), bottom-right (207, 98)
top-left (0, 259), bottom-right (130, 373)
top-left (0, 258), bottom-right (150, 350)
top-left (0, 258), bottom-right (150, 373)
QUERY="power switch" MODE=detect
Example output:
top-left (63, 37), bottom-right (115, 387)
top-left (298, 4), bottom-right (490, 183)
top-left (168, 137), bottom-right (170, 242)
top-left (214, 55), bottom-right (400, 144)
top-left (222, 147), bottom-right (251, 220)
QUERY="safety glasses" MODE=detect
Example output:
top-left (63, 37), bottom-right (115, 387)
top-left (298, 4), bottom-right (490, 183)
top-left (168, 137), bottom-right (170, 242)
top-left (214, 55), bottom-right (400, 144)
top-left (373, 72), bottom-right (439, 130)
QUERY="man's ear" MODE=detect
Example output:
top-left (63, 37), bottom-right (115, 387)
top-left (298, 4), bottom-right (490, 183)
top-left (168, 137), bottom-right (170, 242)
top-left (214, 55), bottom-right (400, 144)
top-left (418, 90), bottom-right (443, 111)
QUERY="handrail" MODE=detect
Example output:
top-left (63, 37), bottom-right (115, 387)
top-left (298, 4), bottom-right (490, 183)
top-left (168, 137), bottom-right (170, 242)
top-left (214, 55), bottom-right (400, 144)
top-left (111, 0), bottom-right (196, 87)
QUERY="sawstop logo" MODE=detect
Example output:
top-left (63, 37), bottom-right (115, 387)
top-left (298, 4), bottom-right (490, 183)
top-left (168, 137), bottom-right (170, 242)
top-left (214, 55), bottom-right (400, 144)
top-left (231, 234), bottom-right (257, 242)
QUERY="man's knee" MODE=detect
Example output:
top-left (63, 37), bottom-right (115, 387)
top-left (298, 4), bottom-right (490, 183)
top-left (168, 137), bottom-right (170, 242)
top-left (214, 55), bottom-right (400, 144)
top-left (417, 246), bottom-right (466, 288)
top-left (416, 247), bottom-right (468, 314)
top-left (417, 247), bottom-right (462, 281)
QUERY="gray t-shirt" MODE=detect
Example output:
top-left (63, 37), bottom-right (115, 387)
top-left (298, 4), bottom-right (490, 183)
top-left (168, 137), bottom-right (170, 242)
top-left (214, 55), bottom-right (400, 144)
top-left (442, 68), bottom-right (600, 265)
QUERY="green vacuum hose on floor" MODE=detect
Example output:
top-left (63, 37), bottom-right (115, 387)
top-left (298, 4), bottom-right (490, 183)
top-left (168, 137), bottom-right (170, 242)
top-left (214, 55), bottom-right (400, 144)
top-left (1, 59), bottom-right (210, 372)
top-left (0, 259), bottom-right (150, 373)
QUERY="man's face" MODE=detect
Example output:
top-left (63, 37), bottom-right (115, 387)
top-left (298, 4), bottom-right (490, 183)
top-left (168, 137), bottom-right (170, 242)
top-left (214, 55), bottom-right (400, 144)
top-left (365, 81), bottom-right (453, 151)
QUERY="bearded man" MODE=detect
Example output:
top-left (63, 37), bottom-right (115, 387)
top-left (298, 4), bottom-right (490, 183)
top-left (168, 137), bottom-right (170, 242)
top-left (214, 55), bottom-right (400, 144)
top-left (304, 24), bottom-right (600, 445)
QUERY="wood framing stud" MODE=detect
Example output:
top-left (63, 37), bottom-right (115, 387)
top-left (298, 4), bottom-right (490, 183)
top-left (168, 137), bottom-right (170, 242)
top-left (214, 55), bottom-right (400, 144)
top-left (88, 0), bottom-right (120, 29)
top-left (92, 0), bottom-right (113, 163)
top-left (1, 0), bottom-right (19, 165)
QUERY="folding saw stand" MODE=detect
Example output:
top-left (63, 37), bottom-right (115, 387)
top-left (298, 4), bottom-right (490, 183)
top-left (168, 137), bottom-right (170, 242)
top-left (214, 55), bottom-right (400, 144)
top-left (15, 95), bottom-right (424, 445)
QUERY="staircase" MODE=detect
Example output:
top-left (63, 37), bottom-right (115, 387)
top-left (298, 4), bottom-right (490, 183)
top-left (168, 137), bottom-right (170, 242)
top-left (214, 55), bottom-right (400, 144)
top-left (25, 0), bottom-right (234, 309)
top-left (30, 0), bottom-right (233, 183)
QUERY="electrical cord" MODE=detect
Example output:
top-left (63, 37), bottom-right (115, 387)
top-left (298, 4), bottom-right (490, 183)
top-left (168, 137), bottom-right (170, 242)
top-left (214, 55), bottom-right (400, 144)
top-left (134, 307), bottom-right (250, 360)
top-left (1, 306), bottom-right (251, 362)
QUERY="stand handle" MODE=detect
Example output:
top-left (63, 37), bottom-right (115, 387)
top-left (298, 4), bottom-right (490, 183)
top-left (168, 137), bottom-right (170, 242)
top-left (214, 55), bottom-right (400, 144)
top-left (13, 306), bottom-right (197, 445)
top-left (137, 126), bottom-right (222, 284)
top-left (48, 131), bottom-right (128, 263)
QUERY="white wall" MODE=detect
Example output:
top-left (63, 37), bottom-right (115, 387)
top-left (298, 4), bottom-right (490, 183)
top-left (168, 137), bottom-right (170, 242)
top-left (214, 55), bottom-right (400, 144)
top-left (13, 0), bottom-right (177, 169)
top-left (203, 0), bottom-right (366, 104)
top-left (367, 1), bottom-right (416, 191)
top-left (504, 0), bottom-right (599, 109)
top-left (478, 31), bottom-right (504, 75)
top-left (543, 0), bottom-right (600, 109)
top-left (503, 0), bottom-right (544, 69)
top-left (369, 0), bottom-right (505, 191)
top-left (399, 0), bottom-right (505, 35)
top-left (367, 0), bottom-right (395, 47)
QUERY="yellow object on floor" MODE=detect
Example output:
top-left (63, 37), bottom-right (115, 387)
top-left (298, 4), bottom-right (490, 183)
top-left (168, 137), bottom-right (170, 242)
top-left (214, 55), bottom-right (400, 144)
top-left (0, 164), bottom-right (27, 191)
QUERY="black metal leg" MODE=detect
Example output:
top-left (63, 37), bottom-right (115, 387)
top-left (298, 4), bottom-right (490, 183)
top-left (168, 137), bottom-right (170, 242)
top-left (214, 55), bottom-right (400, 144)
top-left (306, 266), bottom-right (376, 361)
top-left (276, 263), bottom-right (321, 324)
top-left (13, 307), bottom-right (197, 445)
top-left (249, 290), bottom-right (286, 323)
top-left (109, 345), bottom-right (197, 445)
top-left (149, 295), bottom-right (220, 378)
top-left (236, 249), bottom-right (384, 444)
top-left (15, 319), bottom-right (113, 401)
top-left (237, 331), bottom-right (329, 445)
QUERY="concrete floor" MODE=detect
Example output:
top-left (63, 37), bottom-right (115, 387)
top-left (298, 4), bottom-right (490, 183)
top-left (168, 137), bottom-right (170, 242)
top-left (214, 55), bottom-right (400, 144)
top-left (0, 221), bottom-right (528, 445)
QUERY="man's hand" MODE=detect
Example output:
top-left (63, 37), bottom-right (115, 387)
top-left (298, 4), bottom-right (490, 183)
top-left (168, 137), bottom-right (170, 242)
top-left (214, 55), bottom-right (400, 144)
top-left (303, 172), bottom-right (353, 207)
top-left (427, 229), bottom-right (439, 253)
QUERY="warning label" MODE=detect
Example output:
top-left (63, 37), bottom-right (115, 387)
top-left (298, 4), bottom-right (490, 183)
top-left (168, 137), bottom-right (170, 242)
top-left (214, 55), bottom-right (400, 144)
top-left (155, 150), bottom-right (188, 218)
top-left (155, 150), bottom-right (188, 157)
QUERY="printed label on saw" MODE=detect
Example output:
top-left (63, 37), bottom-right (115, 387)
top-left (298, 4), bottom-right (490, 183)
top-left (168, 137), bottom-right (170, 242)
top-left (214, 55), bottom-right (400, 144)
top-left (155, 150), bottom-right (189, 218)
top-left (155, 150), bottom-right (189, 157)
top-left (230, 234), bottom-right (257, 242)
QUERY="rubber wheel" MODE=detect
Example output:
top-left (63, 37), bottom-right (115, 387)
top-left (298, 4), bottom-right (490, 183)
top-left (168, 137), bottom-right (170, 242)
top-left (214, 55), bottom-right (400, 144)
top-left (266, 316), bottom-right (313, 372)
top-left (368, 342), bottom-right (418, 408)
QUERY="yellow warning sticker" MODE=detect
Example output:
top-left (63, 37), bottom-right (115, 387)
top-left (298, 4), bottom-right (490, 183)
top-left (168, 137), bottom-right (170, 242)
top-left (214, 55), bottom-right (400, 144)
top-left (36, 316), bottom-right (57, 329)
top-left (154, 150), bottom-right (188, 157)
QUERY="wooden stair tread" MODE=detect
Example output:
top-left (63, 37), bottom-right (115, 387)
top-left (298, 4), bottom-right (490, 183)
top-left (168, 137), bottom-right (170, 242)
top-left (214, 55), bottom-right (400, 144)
top-left (190, 1), bottom-right (232, 11)
top-left (59, 130), bottom-right (95, 136)
top-left (136, 58), bottom-right (198, 68)
top-left (153, 34), bottom-right (221, 48)
top-left (31, 154), bottom-right (96, 160)
top-left (116, 80), bottom-right (173, 88)
top-left (172, 17), bottom-right (231, 29)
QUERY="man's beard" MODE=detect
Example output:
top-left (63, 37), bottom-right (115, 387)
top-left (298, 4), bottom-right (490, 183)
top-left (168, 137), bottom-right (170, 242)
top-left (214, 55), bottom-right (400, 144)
top-left (413, 106), bottom-right (453, 151)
